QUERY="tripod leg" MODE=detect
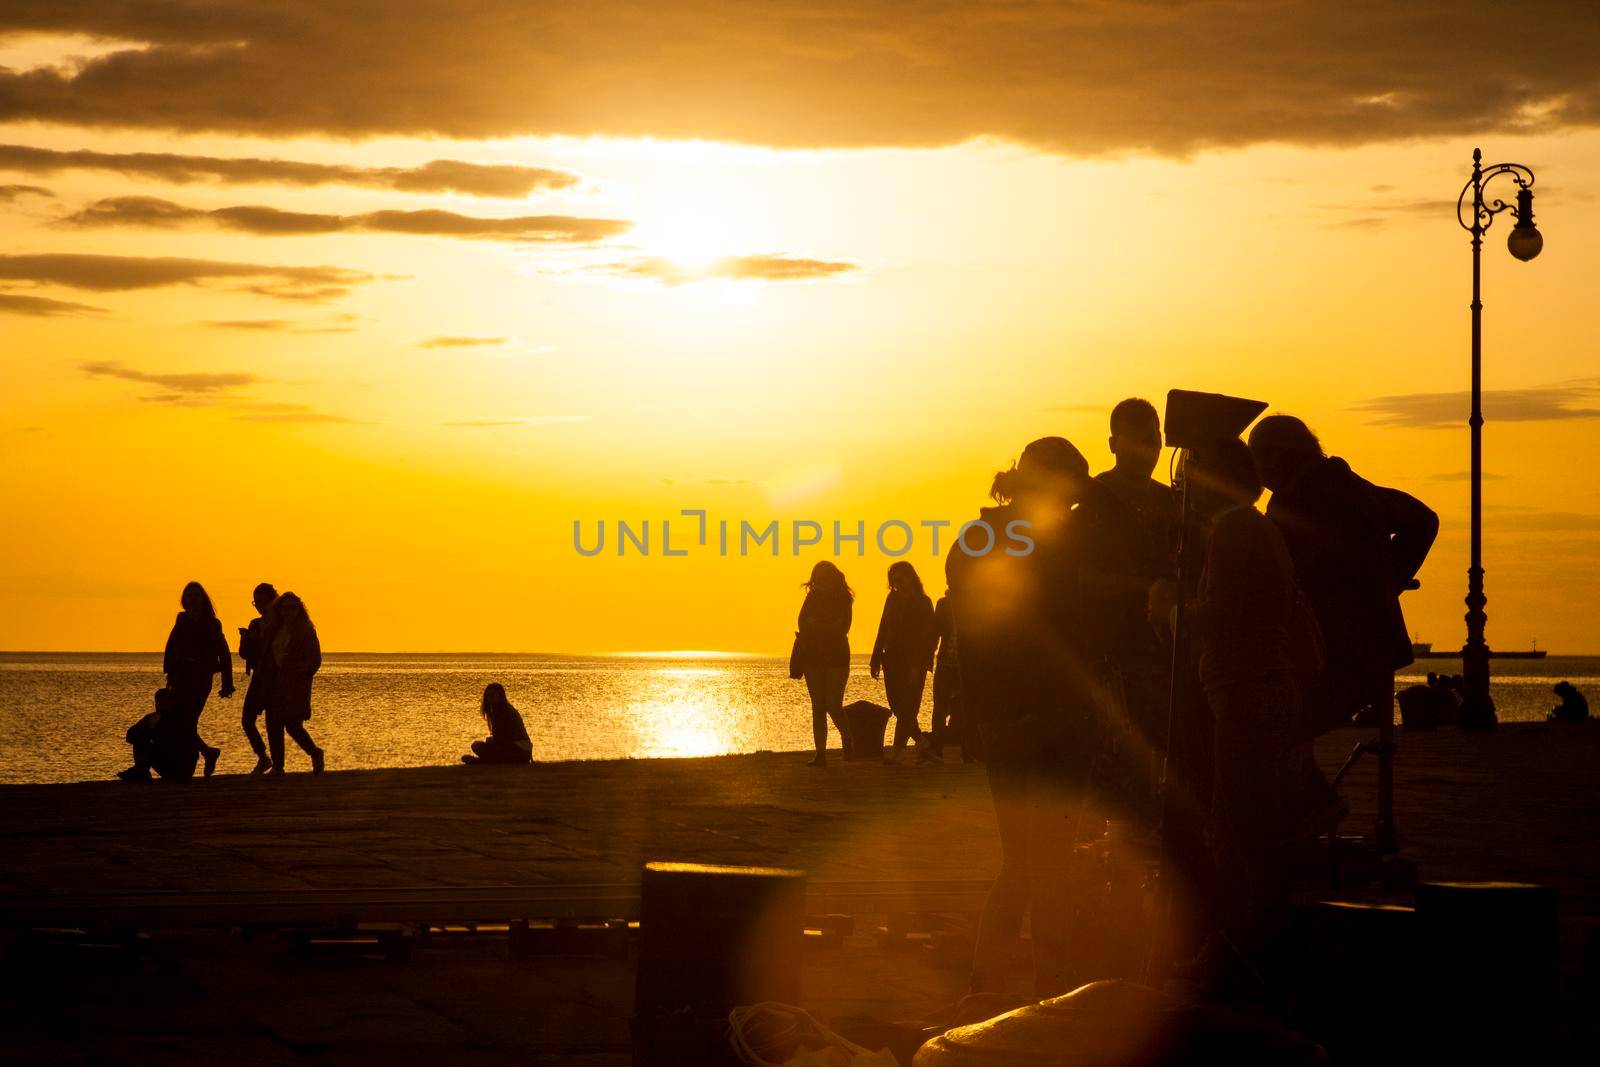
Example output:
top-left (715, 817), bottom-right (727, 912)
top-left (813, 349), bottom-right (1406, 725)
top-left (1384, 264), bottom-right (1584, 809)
top-left (1374, 680), bottom-right (1398, 854)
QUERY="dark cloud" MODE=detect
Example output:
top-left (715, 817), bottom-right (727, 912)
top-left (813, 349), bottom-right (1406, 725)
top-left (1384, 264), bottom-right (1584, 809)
top-left (0, 182), bottom-right (51, 201)
top-left (0, 291), bottom-right (105, 316)
top-left (62, 196), bottom-right (630, 242)
top-left (0, 143), bottom-right (576, 197)
top-left (418, 335), bottom-right (510, 348)
top-left (200, 315), bottom-right (356, 334)
top-left (0, 3), bottom-right (1597, 154)
top-left (611, 255), bottom-right (856, 285)
top-left (1354, 380), bottom-right (1600, 428)
top-left (0, 252), bottom-right (375, 301)
top-left (79, 363), bottom-right (356, 421)
top-left (79, 360), bottom-right (257, 395)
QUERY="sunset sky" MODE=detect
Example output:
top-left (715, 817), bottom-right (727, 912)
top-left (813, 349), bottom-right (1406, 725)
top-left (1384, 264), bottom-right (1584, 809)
top-left (3, 3), bottom-right (1598, 654)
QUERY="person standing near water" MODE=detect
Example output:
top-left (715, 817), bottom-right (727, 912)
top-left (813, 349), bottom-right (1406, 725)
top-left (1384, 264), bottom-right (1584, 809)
top-left (870, 561), bottom-right (937, 763)
top-left (265, 592), bottom-right (325, 775)
top-left (163, 581), bottom-right (232, 777)
top-left (793, 561), bottom-right (854, 767)
top-left (237, 582), bottom-right (278, 775)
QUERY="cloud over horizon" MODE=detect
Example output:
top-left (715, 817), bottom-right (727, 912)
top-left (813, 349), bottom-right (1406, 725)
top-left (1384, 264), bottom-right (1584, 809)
top-left (61, 196), bottom-right (630, 243)
top-left (78, 360), bottom-right (357, 421)
top-left (0, 291), bottom-right (104, 316)
top-left (0, 182), bottom-right (51, 201)
top-left (1354, 380), bottom-right (1600, 428)
top-left (0, 3), bottom-right (1597, 155)
top-left (0, 144), bottom-right (577, 198)
top-left (0, 252), bottom-right (377, 302)
top-left (608, 254), bottom-right (857, 286)
top-left (419, 335), bottom-right (510, 348)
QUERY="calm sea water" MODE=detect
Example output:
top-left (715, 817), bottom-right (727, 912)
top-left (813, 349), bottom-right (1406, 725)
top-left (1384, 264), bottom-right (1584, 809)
top-left (0, 652), bottom-right (1594, 785)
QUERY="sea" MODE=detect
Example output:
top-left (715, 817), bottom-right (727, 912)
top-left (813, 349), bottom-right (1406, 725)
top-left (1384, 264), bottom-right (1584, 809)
top-left (1, 652), bottom-right (1594, 786)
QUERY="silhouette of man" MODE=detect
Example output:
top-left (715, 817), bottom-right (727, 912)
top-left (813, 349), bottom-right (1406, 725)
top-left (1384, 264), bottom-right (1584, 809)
top-left (1248, 415), bottom-right (1438, 734)
top-left (1093, 398), bottom-right (1179, 823)
top-left (1178, 438), bottom-right (1301, 982)
top-left (238, 582), bottom-right (278, 775)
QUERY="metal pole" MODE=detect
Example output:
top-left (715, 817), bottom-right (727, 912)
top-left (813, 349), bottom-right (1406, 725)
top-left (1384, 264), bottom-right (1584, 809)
top-left (1461, 148), bottom-right (1497, 728)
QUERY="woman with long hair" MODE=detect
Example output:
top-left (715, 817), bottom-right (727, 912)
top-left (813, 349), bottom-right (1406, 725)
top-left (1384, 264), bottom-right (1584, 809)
top-left (870, 560), bottom-right (936, 762)
top-left (792, 560), bottom-right (853, 767)
top-left (265, 591), bottom-right (325, 775)
top-left (946, 436), bottom-right (1100, 996)
top-left (162, 580), bottom-right (233, 777)
top-left (463, 682), bottom-right (533, 764)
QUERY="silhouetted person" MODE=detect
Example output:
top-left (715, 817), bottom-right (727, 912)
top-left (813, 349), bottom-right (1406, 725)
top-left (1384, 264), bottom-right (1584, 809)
top-left (237, 582), bottom-right (278, 775)
top-left (1177, 438), bottom-right (1302, 982)
top-left (1551, 681), bottom-right (1590, 723)
top-left (163, 581), bottom-right (233, 777)
top-left (948, 437), bottom-right (1102, 996)
top-left (1093, 397), bottom-right (1179, 825)
top-left (1248, 415), bottom-right (1438, 733)
top-left (1428, 671), bottom-right (1461, 726)
top-left (264, 592), bottom-right (325, 775)
top-left (793, 561), bottom-right (853, 767)
top-left (870, 561), bottom-right (937, 763)
top-left (927, 595), bottom-right (973, 762)
top-left (463, 682), bottom-right (533, 763)
top-left (118, 687), bottom-right (195, 781)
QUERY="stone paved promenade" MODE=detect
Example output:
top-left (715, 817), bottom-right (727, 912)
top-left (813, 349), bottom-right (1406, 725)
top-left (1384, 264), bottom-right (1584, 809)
top-left (0, 723), bottom-right (1595, 1064)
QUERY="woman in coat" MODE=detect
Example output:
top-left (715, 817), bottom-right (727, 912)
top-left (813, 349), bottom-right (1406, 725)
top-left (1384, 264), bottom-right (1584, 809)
top-left (265, 591), bottom-right (325, 775)
top-left (870, 561), bottom-right (937, 762)
top-left (162, 581), bottom-right (233, 777)
top-left (793, 561), bottom-right (853, 767)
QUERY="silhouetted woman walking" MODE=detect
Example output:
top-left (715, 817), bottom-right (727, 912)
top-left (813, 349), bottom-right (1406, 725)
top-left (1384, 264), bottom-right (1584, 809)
top-left (265, 592), bottom-right (325, 775)
top-left (792, 561), bottom-right (853, 767)
top-left (870, 561), bottom-right (936, 762)
top-left (163, 581), bottom-right (233, 777)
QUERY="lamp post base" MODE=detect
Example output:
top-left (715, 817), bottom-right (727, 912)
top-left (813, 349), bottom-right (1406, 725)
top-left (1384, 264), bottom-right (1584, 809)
top-left (1457, 643), bottom-right (1497, 730)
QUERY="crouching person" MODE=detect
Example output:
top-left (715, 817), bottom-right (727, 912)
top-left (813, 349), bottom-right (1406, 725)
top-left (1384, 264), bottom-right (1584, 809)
top-left (463, 683), bottom-right (532, 765)
top-left (119, 687), bottom-right (197, 781)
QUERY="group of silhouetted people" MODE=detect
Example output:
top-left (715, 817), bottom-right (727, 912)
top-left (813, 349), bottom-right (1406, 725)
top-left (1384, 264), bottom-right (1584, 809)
top-left (792, 397), bottom-right (1438, 996)
top-left (118, 581), bottom-right (324, 781)
top-left (790, 559), bottom-right (969, 766)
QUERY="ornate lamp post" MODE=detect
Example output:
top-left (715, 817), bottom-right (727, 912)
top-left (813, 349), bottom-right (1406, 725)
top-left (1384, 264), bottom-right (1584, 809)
top-left (1454, 149), bottom-right (1542, 729)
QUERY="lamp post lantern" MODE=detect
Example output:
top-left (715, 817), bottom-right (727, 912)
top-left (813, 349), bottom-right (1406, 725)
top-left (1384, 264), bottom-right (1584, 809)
top-left (1455, 148), bottom-right (1541, 729)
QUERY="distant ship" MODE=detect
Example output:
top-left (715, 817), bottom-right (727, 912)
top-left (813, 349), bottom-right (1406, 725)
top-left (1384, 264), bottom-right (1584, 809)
top-left (1411, 639), bottom-right (1547, 660)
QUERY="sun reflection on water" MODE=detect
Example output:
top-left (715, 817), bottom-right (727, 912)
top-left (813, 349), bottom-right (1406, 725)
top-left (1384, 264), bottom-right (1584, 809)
top-left (624, 668), bottom-right (738, 757)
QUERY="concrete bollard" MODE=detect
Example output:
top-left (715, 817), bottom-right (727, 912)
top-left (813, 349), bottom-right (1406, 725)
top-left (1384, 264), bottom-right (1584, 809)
top-left (632, 861), bottom-right (806, 1065)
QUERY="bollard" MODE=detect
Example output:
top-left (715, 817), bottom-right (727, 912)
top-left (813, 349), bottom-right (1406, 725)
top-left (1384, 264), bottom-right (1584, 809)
top-left (632, 861), bottom-right (805, 1065)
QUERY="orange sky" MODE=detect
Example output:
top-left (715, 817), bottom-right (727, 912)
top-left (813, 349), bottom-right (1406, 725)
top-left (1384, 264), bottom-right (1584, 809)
top-left (2, 9), bottom-right (1598, 653)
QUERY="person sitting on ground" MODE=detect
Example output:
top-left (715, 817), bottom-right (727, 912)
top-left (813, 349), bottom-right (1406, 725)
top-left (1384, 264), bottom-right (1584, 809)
top-left (463, 683), bottom-right (533, 764)
top-left (118, 687), bottom-right (195, 781)
top-left (1550, 681), bottom-right (1590, 723)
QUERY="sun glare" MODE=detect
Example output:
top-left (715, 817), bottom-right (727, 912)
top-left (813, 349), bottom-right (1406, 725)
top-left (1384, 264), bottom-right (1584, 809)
top-left (632, 211), bottom-right (740, 268)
